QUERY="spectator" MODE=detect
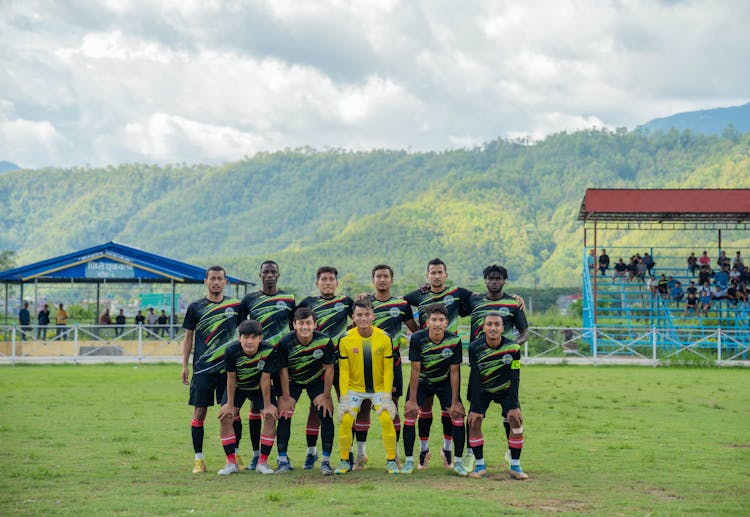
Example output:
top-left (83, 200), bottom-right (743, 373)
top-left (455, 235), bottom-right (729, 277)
top-left (714, 267), bottom-right (730, 289)
top-left (657, 274), bottom-right (669, 298)
top-left (647, 275), bottom-right (658, 296)
top-left (711, 285), bottom-right (728, 302)
top-left (37, 303), bottom-right (50, 340)
top-left (18, 301), bottom-right (31, 341)
top-left (687, 252), bottom-right (698, 277)
top-left (683, 292), bottom-right (699, 317)
top-left (626, 256), bottom-right (639, 283)
top-left (642, 253), bottom-right (655, 276)
top-left (587, 249), bottom-right (595, 274)
top-left (717, 250), bottom-right (730, 269)
top-left (669, 281), bottom-right (684, 307)
top-left (146, 307), bottom-right (158, 336)
top-left (157, 309), bottom-right (168, 337)
top-left (115, 309), bottom-right (126, 337)
top-left (598, 249), bottom-right (610, 277)
top-left (685, 281), bottom-right (698, 298)
top-left (134, 310), bottom-right (145, 326)
top-left (99, 309), bottom-right (112, 338)
top-left (725, 282), bottom-right (738, 306)
top-left (698, 282), bottom-right (712, 316)
top-left (55, 303), bottom-right (68, 339)
top-left (734, 251), bottom-right (745, 273)
top-left (635, 259), bottom-right (647, 283)
top-left (736, 281), bottom-right (748, 303)
top-left (698, 266), bottom-right (711, 287)
top-left (612, 258), bottom-right (627, 280)
top-left (730, 264), bottom-right (742, 283)
top-left (698, 251), bottom-right (711, 268)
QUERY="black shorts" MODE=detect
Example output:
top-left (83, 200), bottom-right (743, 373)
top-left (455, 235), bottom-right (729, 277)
top-left (406, 378), bottom-right (454, 410)
top-left (392, 364), bottom-right (403, 398)
top-left (333, 363), bottom-right (340, 395)
top-left (289, 378), bottom-right (325, 404)
top-left (189, 371), bottom-right (226, 407)
top-left (220, 388), bottom-right (277, 411)
top-left (469, 389), bottom-right (520, 416)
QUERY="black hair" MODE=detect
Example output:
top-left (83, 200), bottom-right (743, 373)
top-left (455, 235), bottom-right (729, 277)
top-left (482, 264), bottom-right (508, 279)
top-left (238, 319), bottom-right (263, 337)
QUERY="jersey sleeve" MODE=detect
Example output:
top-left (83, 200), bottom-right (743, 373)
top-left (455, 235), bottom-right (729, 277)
top-left (458, 287), bottom-right (473, 317)
top-left (263, 346), bottom-right (279, 374)
top-left (403, 289), bottom-right (419, 307)
top-left (182, 303), bottom-right (199, 330)
top-left (401, 302), bottom-right (415, 322)
top-left (408, 335), bottom-right (421, 362)
top-left (514, 304), bottom-right (529, 331)
top-left (276, 338), bottom-right (289, 368)
top-left (451, 337), bottom-right (463, 365)
top-left (224, 344), bottom-right (237, 373)
top-left (237, 295), bottom-right (250, 322)
top-left (322, 337), bottom-right (336, 365)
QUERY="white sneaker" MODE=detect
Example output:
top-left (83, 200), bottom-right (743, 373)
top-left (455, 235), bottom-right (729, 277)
top-left (256, 462), bottom-right (275, 475)
top-left (217, 462), bottom-right (239, 475)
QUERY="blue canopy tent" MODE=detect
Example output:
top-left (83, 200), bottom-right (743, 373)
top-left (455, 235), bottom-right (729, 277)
top-left (0, 241), bottom-right (254, 325)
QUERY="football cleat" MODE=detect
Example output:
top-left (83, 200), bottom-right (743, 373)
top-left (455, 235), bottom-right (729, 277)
top-left (320, 461), bottom-right (334, 476)
top-left (256, 462), bottom-right (275, 475)
top-left (418, 450), bottom-right (431, 470)
top-left (469, 465), bottom-right (488, 478)
top-left (192, 458), bottom-right (207, 474)
top-left (217, 462), bottom-right (239, 475)
top-left (504, 449), bottom-right (511, 465)
top-left (400, 459), bottom-right (415, 474)
top-left (246, 455), bottom-right (259, 471)
top-left (354, 454), bottom-right (369, 471)
top-left (463, 452), bottom-right (476, 472)
top-left (335, 459), bottom-right (352, 475)
top-left (385, 460), bottom-right (400, 474)
top-left (235, 453), bottom-right (245, 470)
top-left (440, 449), bottom-right (453, 469)
top-left (303, 452), bottom-right (318, 470)
top-left (509, 465), bottom-right (529, 480)
top-left (276, 460), bottom-right (291, 473)
top-left (451, 461), bottom-right (468, 477)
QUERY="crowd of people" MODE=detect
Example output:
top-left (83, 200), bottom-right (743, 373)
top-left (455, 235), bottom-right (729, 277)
top-left (589, 248), bottom-right (749, 317)
top-left (181, 259), bottom-right (530, 481)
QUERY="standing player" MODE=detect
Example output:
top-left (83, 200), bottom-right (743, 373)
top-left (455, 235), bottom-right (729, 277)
top-left (217, 319), bottom-right (278, 475)
top-left (401, 303), bottom-right (467, 476)
top-left (276, 307), bottom-right (336, 475)
top-left (238, 260), bottom-right (295, 470)
top-left (354, 264), bottom-right (419, 468)
top-left (335, 299), bottom-right (400, 475)
top-left (467, 312), bottom-right (528, 479)
top-left (181, 266), bottom-right (240, 473)
top-left (297, 266), bottom-right (354, 469)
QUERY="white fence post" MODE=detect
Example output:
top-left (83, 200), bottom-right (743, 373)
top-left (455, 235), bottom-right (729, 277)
top-left (73, 324), bottom-right (79, 363)
top-left (652, 326), bottom-right (657, 367)
top-left (11, 325), bottom-right (16, 365)
top-left (717, 327), bottom-right (722, 363)
top-left (137, 324), bottom-right (143, 361)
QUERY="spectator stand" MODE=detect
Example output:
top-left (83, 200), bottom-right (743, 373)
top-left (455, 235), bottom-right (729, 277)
top-left (0, 242), bottom-right (254, 362)
top-left (578, 189), bottom-right (750, 361)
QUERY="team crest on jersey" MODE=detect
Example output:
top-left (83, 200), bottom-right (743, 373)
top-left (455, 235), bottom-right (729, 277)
top-left (498, 307), bottom-right (510, 317)
top-left (502, 354), bottom-right (513, 364)
top-left (312, 349), bottom-right (324, 359)
top-left (276, 301), bottom-right (288, 309)
top-left (389, 307), bottom-right (401, 317)
top-left (334, 302), bottom-right (345, 312)
top-left (443, 295), bottom-right (455, 306)
top-left (441, 348), bottom-right (453, 358)
top-left (257, 360), bottom-right (266, 370)
top-left (225, 308), bottom-right (237, 316)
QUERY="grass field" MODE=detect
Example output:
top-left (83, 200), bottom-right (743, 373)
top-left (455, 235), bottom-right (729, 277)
top-left (1, 364), bottom-right (748, 516)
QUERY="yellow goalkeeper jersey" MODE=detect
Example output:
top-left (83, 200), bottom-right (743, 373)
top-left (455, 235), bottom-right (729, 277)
top-left (338, 326), bottom-right (393, 396)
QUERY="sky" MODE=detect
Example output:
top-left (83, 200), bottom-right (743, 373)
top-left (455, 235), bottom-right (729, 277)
top-left (1, 0), bottom-right (749, 169)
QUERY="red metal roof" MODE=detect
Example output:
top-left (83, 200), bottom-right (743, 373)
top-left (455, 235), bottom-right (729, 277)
top-left (578, 189), bottom-right (750, 222)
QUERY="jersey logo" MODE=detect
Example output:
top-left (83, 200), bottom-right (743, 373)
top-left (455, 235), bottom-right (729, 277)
top-left (276, 301), bottom-right (288, 309)
top-left (352, 347), bottom-right (359, 354)
top-left (389, 307), bottom-right (401, 317)
top-left (225, 308), bottom-right (237, 315)
top-left (502, 354), bottom-right (513, 364)
top-left (335, 302), bottom-right (345, 312)
top-left (443, 295), bottom-right (455, 306)
top-left (498, 307), bottom-right (510, 317)
top-left (257, 360), bottom-right (266, 370)
top-left (441, 348), bottom-right (452, 358)
top-left (312, 349), bottom-right (324, 359)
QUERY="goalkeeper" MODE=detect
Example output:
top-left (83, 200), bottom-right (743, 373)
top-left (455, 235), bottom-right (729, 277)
top-left (335, 299), bottom-right (399, 475)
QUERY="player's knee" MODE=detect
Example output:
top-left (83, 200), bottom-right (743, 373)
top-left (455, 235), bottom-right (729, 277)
top-left (341, 412), bottom-right (354, 429)
top-left (377, 410), bottom-right (394, 427)
top-left (508, 414), bottom-right (523, 434)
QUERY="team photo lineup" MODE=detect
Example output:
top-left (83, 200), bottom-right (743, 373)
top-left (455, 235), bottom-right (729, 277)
top-left (181, 258), bottom-right (530, 480)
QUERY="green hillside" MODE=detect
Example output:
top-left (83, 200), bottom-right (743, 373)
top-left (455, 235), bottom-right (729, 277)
top-left (1, 129), bottom-right (749, 293)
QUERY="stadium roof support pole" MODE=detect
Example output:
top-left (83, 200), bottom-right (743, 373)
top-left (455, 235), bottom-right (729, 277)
top-left (593, 220), bottom-right (598, 325)
top-left (718, 229), bottom-right (722, 254)
top-left (95, 283), bottom-right (100, 325)
top-left (4, 283), bottom-right (7, 325)
top-left (170, 280), bottom-right (176, 329)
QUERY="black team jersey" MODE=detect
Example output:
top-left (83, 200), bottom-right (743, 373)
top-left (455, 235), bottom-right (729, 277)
top-left (183, 296), bottom-right (240, 375)
top-left (238, 290), bottom-right (296, 346)
top-left (408, 329), bottom-right (462, 384)
top-left (468, 336), bottom-right (520, 403)
top-left (224, 340), bottom-right (278, 391)
top-left (371, 296), bottom-right (414, 372)
top-left (298, 295), bottom-right (354, 349)
top-left (467, 293), bottom-right (528, 342)
top-left (276, 330), bottom-right (335, 385)
top-left (403, 286), bottom-right (472, 334)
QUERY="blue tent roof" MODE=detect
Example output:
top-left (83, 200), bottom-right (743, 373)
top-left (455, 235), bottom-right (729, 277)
top-left (0, 241), bottom-right (253, 285)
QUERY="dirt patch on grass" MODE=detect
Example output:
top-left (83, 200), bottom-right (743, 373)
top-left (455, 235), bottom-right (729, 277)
top-left (509, 499), bottom-right (589, 513)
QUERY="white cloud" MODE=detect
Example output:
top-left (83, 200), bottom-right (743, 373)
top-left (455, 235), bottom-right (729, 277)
top-left (0, 0), bottom-right (748, 168)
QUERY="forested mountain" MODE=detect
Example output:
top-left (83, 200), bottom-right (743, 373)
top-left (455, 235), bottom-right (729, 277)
top-left (1, 129), bottom-right (749, 293)
top-left (639, 102), bottom-right (750, 135)
top-left (0, 161), bottom-right (20, 173)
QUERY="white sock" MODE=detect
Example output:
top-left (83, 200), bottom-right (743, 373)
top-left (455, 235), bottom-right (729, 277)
top-left (307, 446), bottom-right (316, 455)
top-left (252, 450), bottom-right (259, 458)
top-left (466, 447), bottom-right (474, 456)
top-left (420, 440), bottom-right (429, 452)
top-left (322, 453), bottom-right (330, 462)
top-left (357, 441), bottom-right (367, 457)
top-left (443, 438), bottom-right (452, 451)
top-left (195, 452), bottom-right (204, 460)
top-left (405, 456), bottom-right (414, 462)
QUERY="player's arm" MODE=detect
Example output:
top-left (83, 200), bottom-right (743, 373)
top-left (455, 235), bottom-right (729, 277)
top-left (449, 362), bottom-right (464, 419)
top-left (404, 360), bottom-right (420, 419)
top-left (218, 370), bottom-right (237, 420)
top-left (508, 351), bottom-right (521, 408)
top-left (510, 294), bottom-right (526, 312)
top-left (260, 372), bottom-right (278, 420)
top-left (278, 367), bottom-right (295, 416)
top-left (317, 363), bottom-right (334, 417)
top-left (382, 338), bottom-right (394, 395)
top-left (515, 305), bottom-right (530, 344)
top-left (180, 329), bottom-right (194, 385)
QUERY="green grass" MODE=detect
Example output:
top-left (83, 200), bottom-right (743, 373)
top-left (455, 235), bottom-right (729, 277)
top-left (1, 364), bottom-right (749, 516)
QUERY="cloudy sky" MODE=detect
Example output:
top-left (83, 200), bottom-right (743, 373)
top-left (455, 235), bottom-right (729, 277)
top-left (1, 0), bottom-right (748, 169)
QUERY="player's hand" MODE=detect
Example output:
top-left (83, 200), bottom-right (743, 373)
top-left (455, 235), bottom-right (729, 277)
top-left (449, 401), bottom-right (465, 420)
top-left (261, 404), bottom-right (279, 421)
top-left (278, 396), bottom-right (296, 417)
top-left (404, 399), bottom-right (418, 419)
top-left (337, 395), bottom-right (353, 421)
top-left (354, 292), bottom-right (372, 301)
top-left (511, 294), bottom-right (526, 312)
top-left (181, 367), bottom-right (189, 385)
top-left (468, 411), bottom-right (484, 427)
top-left (419, 282), bottom-right (431, 294)
top-left (377, 393), bottom-right (397, 419)
top-left (506, 408), bottom-right (523, 427)
top-left (315, 393), bottom-right (334, 418)
top-left (217, 403), bottom-right (234, 421)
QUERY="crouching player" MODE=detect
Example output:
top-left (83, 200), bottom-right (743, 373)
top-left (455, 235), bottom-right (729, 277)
top-left (467, 312), bottom-right (528, 479)
top-left (276, 307), bottom-right (336, 475)
top-left (217, 319), bottom-right (279, 475)
top-left (335, 299), bottom-right (400, 475)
